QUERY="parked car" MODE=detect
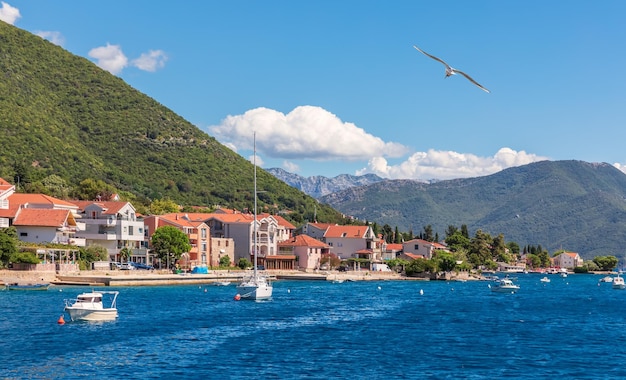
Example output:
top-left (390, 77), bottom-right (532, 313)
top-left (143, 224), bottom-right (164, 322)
top-left (110, 262), bottom-right (122, 270)
top-left (131, 262), bottom-right (154, 270)
top-left (338, 266), bottom-right (349, 272)
top-left (120, 263), bottom-right (135, 270)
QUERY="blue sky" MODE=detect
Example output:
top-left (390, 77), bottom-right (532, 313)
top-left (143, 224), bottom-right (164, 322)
top-left (3, 1), bottom-right (626, 180)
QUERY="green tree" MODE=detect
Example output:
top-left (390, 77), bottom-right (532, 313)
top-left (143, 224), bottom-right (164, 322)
top-left (219, 255), bottom-right (231, 267)
top-left (593, 255), bottom-right (619, 271)
top-left (151, 226), bottom-right (191, 268)
top-left (238, 257), bottom-right (252, 269)
top-left (149, 198), bottom-right (180, 215)
top-left (0, 227), bottom-right (19, 267)
top-left (435, 252), bottom-right (457, 272)
top-left (78, 245), bottom-right (109, 269)
top-left (73, 178), bottom-right (117, 201)
top-left (422, 225), bottom-right (434, 242)
top-left (119, 247), bottom-right (132, 263)
top-left (10, 251), bottom-right (40, 264)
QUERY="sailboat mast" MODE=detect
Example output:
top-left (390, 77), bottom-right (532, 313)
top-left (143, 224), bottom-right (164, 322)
top-left (253, 132), bottom-right (258, 277)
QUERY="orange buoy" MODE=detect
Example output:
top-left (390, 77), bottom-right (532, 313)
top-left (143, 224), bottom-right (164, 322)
top-left (234, 294), bottom-right (241, 301)
top-left (57, 315), bottom-right (65, 325)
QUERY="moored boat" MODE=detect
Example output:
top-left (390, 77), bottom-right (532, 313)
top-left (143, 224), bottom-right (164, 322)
top-left (612, 276), bottom-right (625, 290)
top-left (490, 278), bottom-right (520, 293)
top-left (64, 291), bottom-right (119, 321)
top-left (6, 283), bottom-right (50, 291)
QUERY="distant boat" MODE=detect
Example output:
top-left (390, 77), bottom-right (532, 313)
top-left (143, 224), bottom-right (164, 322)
top-left (6, 283), bottom-right (49, 291)
top-left (490, 278), bottom-right (520, 293)
top-left (214, 281), bottom-right (231, 286)
top-left (540, 277), bottom-right (550, 283)
top-left (599, 276), bottom-right (613, 283)
top-left (612, 275), bottom-right (625, 290)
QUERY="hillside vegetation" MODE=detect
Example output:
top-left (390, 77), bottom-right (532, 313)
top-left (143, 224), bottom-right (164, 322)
top-left (321, 160), bottom-right (626, 260)
top-left (0, 21), bottom-right (343, 224)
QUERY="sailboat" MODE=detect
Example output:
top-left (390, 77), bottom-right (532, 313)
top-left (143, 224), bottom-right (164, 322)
top-left (236, 132), bottom-right (273, 301)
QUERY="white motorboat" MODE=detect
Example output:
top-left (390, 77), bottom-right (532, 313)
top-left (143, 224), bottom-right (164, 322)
top-left (490, 278), bottom-right (520, 293)
top-left (599, 276), bottom-right (613, 283)
top-left (612, 276), bottom-right (625, 290)
top-left (540, 277), bottom-right (550, 283)
top-left (214, 281), bottom-right (231, 286)
top-left (64, 291), bottom-right (119, 321)
top-left (235, 133), bottom-right (273, 301)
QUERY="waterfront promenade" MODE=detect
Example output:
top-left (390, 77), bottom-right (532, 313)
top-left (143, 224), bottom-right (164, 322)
top-left (0, 268), bottom-right (413, 287)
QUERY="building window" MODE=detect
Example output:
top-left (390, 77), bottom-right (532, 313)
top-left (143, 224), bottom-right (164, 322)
top-left (20, 232), bottom-right (28, 237)
top-left (129, 226), bottom-right (134, 235)
top-left (414, 245), bottom-right (419, 250)
top-left (201, 228), bottom-right (207, 239)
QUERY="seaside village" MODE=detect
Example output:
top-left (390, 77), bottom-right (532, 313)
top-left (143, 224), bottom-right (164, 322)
top-left (0, 177), bottom-right (584, 278)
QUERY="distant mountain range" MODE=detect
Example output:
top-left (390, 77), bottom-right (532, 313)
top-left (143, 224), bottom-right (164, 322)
top-left (266, 168), bottom-right (386, 198)
top-left (270, 161), bottom-right (626, 261)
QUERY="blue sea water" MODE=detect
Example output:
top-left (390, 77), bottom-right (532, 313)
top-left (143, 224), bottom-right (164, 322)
top-left (1, 274), bottom-right (626, 379)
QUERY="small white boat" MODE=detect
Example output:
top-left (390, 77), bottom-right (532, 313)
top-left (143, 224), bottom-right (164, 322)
top-left (490, 278), bottom-right (520, 293)
top-left (214, 281), bottom-right (231, 286)
top-left (612, 276), bottom-right (626, 290)
top-left (64, 291), bottom-right (119, 321)
top-left (540, 277), bottom-right (550, 283)
top-left (599, 276), bottom-right (613, 283)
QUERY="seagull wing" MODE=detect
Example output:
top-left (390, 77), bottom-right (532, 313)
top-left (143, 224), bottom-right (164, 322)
top-left (452, 69), bottom-right (490, 93)
top-left (413, 45), bottom-right (452, 69)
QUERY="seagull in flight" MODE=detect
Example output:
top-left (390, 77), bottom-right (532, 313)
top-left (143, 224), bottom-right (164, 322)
top-left (413, 45), bottom-right (490, 93)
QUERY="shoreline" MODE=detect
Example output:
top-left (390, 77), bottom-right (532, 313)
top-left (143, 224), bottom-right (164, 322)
top-left (2, 269), bottom-right (616, 287)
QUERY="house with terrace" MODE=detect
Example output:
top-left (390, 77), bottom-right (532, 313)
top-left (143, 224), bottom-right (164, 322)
top-left (277, 234), bottom-right (329, 271)
top-left (402, 239), bottom-right (449, 260)
top-left (321, 225), bottom-right (383, 268)
top-left (72, 200), bottom-right (148, 265)
top-left (3, 192), bottom-right (85, 247)
top-left (143, 213), bottom-right (212, 269)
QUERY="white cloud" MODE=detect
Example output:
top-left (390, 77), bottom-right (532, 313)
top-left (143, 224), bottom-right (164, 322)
top-left (0, 2), bottom-right (20, 24)
top-left (357, 148), bottom-right (549, 180)
top-left (35, 31), bottom-right (64, 46)
top-left (283, 161), bottom-right (300, 173)
top-left (88, 43), bottom-right (128, 75)
top-left (613, 163), bottom-right (626, 175)
top-left (248, 154), bottom-right (264, 167)
top-left (210, 106), bottom-right (409, 160)
top-left (132, 50), bottom-right (168, 72)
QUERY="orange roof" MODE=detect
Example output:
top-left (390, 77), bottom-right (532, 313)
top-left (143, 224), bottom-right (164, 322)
top-left (260, 213), bottom-right (296, 229)
top-left (0, 177), bottom-right (14, 192)
top-left (71, 200), bottom-right (130, 215)
top-left (324, 225), bottom-right (369, 239)
top-left (13, 208), bottom-right (76, 227)
top-left (403, 253), bottom-right (424, 260)
top-left (278, 234), bottom-right (329, 248)
top-left (9, 193), bottom-right (78, 209)
top-left (386, 243), bottom-right (403, 251)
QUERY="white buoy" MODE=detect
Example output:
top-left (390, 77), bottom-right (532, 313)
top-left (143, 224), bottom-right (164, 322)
top-left (419, 289), bottom-right (424, 295)
top-left (287, 289), bottom-right (291, 293)
top-left (377, 286), bottom-right (381, 290)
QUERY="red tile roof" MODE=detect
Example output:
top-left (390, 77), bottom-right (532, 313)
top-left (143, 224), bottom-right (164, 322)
top-left (278, 234), bottom-right (329, 248)
top-left (71, 200), bottom-right (129, 215)
top-left (324, 225), bottom-right (370, 238)
top-left (13, 208), bottom-right (76, 227)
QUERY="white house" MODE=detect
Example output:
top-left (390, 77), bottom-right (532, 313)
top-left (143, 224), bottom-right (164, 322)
top-left (72, 200), bottom-right (147, 263)
top-left (402, 239), bottom-right (448, 259)
top-left (553, 251), bottom-right (584, 269)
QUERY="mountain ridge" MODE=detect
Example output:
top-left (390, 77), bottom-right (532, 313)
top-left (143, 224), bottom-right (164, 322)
top-left (319, 160), bottom-right (626, 260)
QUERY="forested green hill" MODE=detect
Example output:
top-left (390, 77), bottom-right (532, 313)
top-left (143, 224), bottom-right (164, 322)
top-left (0, 21), bottom-right (343, 224)
top-left (321, 160), bottom-right (626, 260)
